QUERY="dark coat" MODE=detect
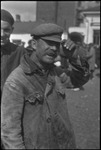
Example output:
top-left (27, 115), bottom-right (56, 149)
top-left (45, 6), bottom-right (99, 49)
top-left (87, 46), bottom-right (96, 71)
top-left (1, 41), bottom-right (26, 91)
top-left (1, 51), bottom-right (90, 149)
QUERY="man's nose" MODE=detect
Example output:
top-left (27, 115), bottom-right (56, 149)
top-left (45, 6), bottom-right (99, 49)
top-left (50, 45), bottom-right (57, 51)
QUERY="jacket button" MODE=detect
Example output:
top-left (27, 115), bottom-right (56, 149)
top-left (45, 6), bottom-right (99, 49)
top-left (46, 117), bottom-right (51, 123)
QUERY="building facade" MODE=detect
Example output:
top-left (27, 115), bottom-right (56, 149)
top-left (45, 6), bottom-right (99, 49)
top-left (36, 1), bottom-right (77, 30)
top-left (10, 1), bottom-right (100, 46)
top-left (70, 5), bottom-right (100, 45)
top-left (36, 1), bottom-right (100, 45)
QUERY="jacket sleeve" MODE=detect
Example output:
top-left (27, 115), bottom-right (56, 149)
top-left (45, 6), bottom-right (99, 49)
top-left (1, 81), bottom-right (26, 149)
top-left (68, 57), bottom-right (90, 88)
top-left (56, 46), bottom-right (90, 88)
top-left (68, 46), bottom-right (90, 87)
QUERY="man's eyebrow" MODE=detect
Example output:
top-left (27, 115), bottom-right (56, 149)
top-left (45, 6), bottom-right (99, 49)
top-left (45, 40), bottom-right (60, 45)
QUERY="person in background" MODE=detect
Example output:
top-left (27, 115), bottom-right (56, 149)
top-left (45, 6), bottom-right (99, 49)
top-left (95, 45), bottom-right (100, 69)
top-left (1, 23), bottom-right (90, 149)
top-left (68, 32), bottom-right (88, 91)
top-left (87, 43), bottom-right (96, 79)
top-left (1, 9), bottom-right (27, 92)
top-left (68, 32), bottom-right (88, 59)
top-left (60, 31), bottom-right (70, 69)
top-left (1, 9), bottom-right (27, 150)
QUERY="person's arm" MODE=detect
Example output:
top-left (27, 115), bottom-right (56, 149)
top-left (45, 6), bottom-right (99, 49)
top-left (1, 81), bottom-right (26, 149)
top-left (58, 39), bottom-right (90, 88)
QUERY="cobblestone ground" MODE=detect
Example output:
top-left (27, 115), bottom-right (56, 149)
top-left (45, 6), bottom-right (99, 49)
top-left (66, 69), bottom-right (100, 149)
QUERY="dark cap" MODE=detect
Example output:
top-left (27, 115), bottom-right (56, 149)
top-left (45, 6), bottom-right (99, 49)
top-left (1, 9), bottom-right (14, 26)
top-left (69, 32), bottom-right (84, 43)
top-left (31, 23), bottom-right (64, 43)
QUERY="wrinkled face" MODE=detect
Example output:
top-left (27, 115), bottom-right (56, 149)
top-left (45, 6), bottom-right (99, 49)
top-left (35, 38), bottom-right (60, 64)
top-left (1, 20), bottom-right (13, 46)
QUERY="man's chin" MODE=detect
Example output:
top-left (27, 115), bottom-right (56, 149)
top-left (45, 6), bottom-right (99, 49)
top-left (43, 59), bottom-right (54, 64)
top-left (1, 43), bottom-right (5, 46)
top-left (1, 41), bottom-right (9, 46)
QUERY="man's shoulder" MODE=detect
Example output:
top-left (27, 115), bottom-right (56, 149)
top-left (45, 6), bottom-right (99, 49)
top-left (6, 66), bottom-right (24, 83)
top-left (4, 66), bottom-right (25, 92)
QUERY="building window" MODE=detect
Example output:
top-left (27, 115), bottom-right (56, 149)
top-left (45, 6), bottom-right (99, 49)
top-left (93, 30), bottom-right (100, 46)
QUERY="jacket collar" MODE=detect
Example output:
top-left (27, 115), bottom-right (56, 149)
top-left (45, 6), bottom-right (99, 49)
top-left (1, 40), bottom-right (17, 55)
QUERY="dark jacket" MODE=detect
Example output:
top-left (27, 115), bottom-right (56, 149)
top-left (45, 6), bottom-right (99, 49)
top-left (1, 51), bottom-right (90, 149)
top-left (87, 46), bottom-right (96, 71)
top-left (1, 41), bottom-right (26, 91)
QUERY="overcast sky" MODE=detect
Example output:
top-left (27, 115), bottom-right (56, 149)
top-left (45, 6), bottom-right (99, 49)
top-left (1, 1), bottom-right (36, 21)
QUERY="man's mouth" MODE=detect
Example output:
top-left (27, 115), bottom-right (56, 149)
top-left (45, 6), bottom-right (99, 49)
top-left (47, 55), bottom-right (57, 60)
top-left (46, 52), bottom-right (57, 58)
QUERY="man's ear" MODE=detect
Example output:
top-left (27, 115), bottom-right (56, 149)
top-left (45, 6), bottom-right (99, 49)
top-left (11, 26), bottom-right (14, 34)
top-left (31, 39), bottom-right (37, 50)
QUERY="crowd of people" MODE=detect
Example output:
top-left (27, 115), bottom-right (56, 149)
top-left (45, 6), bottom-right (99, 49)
top-left (1, 9), bottom-right (99, 149)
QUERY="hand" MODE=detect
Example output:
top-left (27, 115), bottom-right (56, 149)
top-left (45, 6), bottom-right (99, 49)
top-left (60, 38), bottom-right (76, 58)
top-left (61, 38), bottom-right (76, 51)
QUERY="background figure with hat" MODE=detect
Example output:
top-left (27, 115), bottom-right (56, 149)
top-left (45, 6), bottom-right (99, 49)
top-left (67, 32), bottom-right (88, 91)
top-left (1, 9), bottom-right (27, 92)
top-left (1, 23), bottom-right (90, 149)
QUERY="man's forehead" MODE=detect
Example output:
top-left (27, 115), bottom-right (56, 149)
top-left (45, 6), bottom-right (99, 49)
top-left (40, 38), bottom-right (61, 45)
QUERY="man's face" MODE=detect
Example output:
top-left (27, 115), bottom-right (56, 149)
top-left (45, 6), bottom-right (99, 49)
top-left (35, 38), bottom-right (60, 64)
top-left (1, 20), bottom-right (13, 46)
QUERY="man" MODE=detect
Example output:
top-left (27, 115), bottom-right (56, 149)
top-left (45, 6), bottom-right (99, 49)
top-left (1, 23), bottom-right (90, 149)
top-left (68, 32), bottom-right (88, 60)
top-left (60, 32), bottom-right (87, 70)
top-left (87, 43), bottom-right (96, 79)
top-left (68, 32), bottom-right (88, 91)
top-left (1, 9), bottom-right (26, 91)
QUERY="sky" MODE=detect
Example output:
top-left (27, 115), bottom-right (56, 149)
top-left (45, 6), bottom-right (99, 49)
top-left (1, 1), bottom-right (36, 21)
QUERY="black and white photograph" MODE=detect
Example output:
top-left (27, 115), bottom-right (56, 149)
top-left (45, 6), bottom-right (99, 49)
top-left (1, 1), bottom-right (100, 149)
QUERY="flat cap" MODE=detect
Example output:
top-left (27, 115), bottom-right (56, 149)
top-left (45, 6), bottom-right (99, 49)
top-left (1, 9), bottom-right (14, 25)
top-left (69, 32), bottom-right (84, 43)
top-left (31, 23), bottom-right (64, 43)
